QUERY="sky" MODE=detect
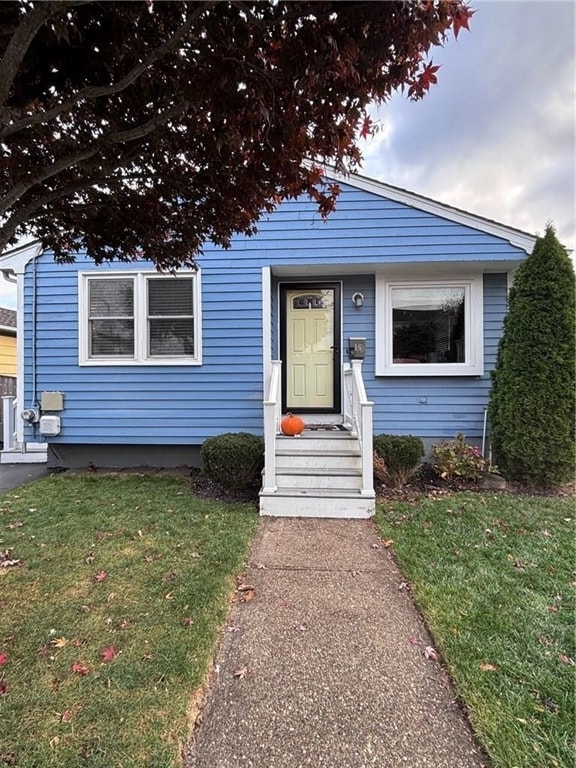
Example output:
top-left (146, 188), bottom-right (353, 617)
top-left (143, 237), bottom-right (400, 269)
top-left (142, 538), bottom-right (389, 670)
top-left (360, 0), bottom-right (575, 251)
top-left (0, 0), bottom-right (574, 310)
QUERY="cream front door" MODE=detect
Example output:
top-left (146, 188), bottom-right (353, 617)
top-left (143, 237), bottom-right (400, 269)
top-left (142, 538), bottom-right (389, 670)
top-left (281, 284), bottom-right (340, 412)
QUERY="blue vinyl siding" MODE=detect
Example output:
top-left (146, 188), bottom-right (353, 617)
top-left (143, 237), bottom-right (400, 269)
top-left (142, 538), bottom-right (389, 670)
top-left (21, 183), bottom-right (523, 446)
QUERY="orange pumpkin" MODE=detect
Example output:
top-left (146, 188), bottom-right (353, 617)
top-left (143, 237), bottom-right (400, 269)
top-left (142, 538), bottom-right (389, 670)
top-left (281, 412), bottom-right (305, 436)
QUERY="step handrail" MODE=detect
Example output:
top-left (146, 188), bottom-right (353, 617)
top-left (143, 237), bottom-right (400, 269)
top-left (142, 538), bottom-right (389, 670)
top-left (343, 361), bottom-right (374, 496)
top-left (262, 360), bottom-right (282, 493)
top-left (2, 395), bottom-right (17, 451)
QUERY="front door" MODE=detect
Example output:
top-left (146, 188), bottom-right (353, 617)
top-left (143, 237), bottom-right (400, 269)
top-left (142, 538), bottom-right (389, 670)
top-left (280, 283), bottom-right (341, 413)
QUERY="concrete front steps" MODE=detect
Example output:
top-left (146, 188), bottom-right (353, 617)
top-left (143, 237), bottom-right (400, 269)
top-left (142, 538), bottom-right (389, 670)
top-left (259, 429), bottom-right (375, 518)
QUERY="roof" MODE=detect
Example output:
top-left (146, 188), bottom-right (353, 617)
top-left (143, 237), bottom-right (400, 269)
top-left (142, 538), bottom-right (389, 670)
top-left (0, 307), bottom-right (16, 331)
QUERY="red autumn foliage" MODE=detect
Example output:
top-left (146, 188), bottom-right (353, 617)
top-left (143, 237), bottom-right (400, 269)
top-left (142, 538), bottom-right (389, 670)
top-left (100, 646), bottom-right (118, 663)
top-left (0, 1), bottom-right (473, 267)
top-left (71, 661), bottom-right (91, 676)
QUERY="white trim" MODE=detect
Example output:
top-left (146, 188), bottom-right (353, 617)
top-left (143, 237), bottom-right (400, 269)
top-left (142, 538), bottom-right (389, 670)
top-left (375, 274), bottom-right (484, 377)
top-left (262, 267), bottom-right (272, 395)
top-left (323, 169), bottom-right (537, 255)
top-left (0, 240), bottom-right (43, 274)
top-left (78, 269), bottom-right (202, 366)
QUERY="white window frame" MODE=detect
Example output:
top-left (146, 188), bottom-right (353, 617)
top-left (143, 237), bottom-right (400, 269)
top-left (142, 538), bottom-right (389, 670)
top-left (375, 275), bottom-right (483, 376)
top-left (79, 269), bottom-right (202, 366)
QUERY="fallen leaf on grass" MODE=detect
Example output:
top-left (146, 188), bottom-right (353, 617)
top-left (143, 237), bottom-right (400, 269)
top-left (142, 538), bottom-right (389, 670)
top-left (423, 646), bottom-right (438, 661)
top-left (0, 549), bottom-right (21, 568)
top-left (71, 661), bottom-right (91, 676)
top-left (547, 605), bottom-right (559, 613)
top-left (0, 681), bottom-right (7, 695)
top-left (7, 521), bottom-right (24, 529)
top-left (182, 617), bottom-right (194, 627)
top-left (100, 646), bottom-right (118, 663)
top-left (480, 662), bottom-right (499, 672)
top-left (51, 637), bottom-right (68, 648)
top-left (237, 583), bottom-right (255, 592)
top-left (94, 570), bottom-right (107, 582)
top-left (232, 666), bottom-right (248, 679)
top-left (0, 653), bottom-right (7, 667)
top-left (382, 539), bottom-right (394, 548)
top-left (60, 709), bottom-right (73, 723)
top-left (558, 653), bottom-right (574, 666)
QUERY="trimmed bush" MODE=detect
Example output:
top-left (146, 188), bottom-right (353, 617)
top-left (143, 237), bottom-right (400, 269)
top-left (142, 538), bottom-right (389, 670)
top-left (373, 434), bottom-right (424, 488)
top-left (488, 224), bottom-right (575, 487)
top-left (431, 433), bottom-right (489, 481)
top-left (201, 432), bottom-right (264, 492)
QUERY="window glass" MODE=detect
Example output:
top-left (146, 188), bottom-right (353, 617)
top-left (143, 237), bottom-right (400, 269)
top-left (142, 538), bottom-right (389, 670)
top-left (88, 279), bottom-right (134, 357)
top-left (392, 286), bottom-right (465, 364)
top-left (147, 278), bottom-right (195, 356)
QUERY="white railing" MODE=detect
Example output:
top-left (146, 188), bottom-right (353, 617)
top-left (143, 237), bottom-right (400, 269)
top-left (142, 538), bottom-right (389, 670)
top-left (343, 361), bottom-right (374, 496)
top-left (2, 396), bottom-right (17, 451)
top-left (262, 360), bottom-right (282, 493)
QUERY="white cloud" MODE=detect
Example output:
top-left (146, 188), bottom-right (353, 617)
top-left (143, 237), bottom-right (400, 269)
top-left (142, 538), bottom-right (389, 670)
top-left (361, 0), bottom-right (575, 251)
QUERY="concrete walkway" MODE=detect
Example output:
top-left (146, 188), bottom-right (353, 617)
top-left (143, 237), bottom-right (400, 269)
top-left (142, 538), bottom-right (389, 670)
top-left (0, 462), bottom-right (49, 493)
top-left (186, 518), bottom-right (488, 768)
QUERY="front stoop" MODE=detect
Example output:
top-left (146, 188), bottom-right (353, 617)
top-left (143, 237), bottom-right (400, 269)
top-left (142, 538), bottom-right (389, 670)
top-left (1, 443), bottom-right (48, 464)
top-left (259, 431), bottom-right (375, 518)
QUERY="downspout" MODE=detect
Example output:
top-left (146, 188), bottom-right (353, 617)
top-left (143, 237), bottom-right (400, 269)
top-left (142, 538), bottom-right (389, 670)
top-left (32, 256), bottom-right (39, 408)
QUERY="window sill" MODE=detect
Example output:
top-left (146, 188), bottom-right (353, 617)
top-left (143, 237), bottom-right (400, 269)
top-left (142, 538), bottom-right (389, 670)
top-left (376, 363), bottom-right (483, 377)
top-left (79, 358), bottom-right (202, 367)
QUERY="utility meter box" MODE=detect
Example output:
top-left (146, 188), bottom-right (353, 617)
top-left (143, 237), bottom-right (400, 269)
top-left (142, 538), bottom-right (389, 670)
top-left (39, 415), bottom-right (61, 436)
top-left (348, 337), bottom-right (366, 360)
top-left (41, 391), bottom-right (64, 411)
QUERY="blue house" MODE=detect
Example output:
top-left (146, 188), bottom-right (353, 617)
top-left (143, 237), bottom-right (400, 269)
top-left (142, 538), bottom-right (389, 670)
top-left (0, 171), bottom-right (536, 516)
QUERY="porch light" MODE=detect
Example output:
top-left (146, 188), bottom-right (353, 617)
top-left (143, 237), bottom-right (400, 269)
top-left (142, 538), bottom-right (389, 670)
top-left (352, 292), bottom-right (364, 308)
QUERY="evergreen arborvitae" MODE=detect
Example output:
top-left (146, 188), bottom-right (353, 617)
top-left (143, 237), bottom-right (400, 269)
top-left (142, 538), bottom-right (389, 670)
top-left (488, 224), bottom-right (575, 487)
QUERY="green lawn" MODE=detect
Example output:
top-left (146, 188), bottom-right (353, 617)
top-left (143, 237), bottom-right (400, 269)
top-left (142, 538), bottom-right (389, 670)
top-left (0, 473), bottom-right (258, 768)
top-left (375, 491), bottom-right (575, 768)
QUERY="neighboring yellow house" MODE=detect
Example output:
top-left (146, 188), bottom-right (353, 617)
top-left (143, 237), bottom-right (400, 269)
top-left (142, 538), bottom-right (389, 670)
top-left (0, 307), bottom-right (17, 396)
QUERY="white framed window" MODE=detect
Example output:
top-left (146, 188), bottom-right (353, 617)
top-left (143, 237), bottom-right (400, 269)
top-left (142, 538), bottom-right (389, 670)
top-left (375, 276), bottom-right (483, 376)
top-left (79, 270), bottom-right (202, 365)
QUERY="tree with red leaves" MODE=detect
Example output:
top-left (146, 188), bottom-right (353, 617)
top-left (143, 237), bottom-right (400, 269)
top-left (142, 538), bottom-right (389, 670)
top-left (0, 1), bottom-right (473, 268)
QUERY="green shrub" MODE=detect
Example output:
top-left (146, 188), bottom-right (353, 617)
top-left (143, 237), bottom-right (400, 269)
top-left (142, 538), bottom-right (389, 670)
top-left (373, 434), bottom-right (424, 488)
top-left (431, 433), bottom-right (489, 481)
top-left (488, 224), bottom-right (575, 487)
top-left (201, 432), bottom-right (264, 491)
